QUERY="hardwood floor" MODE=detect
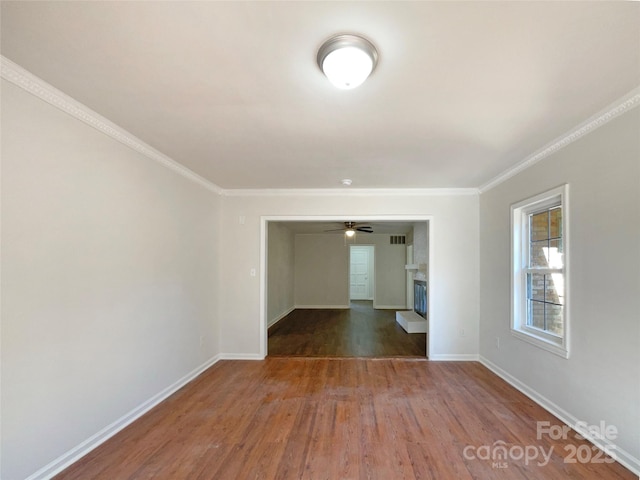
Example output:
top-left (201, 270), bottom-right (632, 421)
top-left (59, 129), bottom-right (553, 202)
top-left (55, 359), bottom-right (634, 480)
top-left (268, 301), bottom-right (426, 357)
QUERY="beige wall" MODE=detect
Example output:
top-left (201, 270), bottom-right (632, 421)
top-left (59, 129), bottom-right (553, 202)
top-left (294, 234), bottom-right (350, 307)
top-left (267, 223), bottom-right (295, 325)
top-left (354, 234), bottom-right (407, 308)
top-left (479, 108), bottom-right (640, 466)
top-left (293, 233), bottom-right (407, 309)
top-left (1, 80), bottom-right (221, 480)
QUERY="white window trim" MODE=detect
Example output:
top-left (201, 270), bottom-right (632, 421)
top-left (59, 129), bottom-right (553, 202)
top-left (511, 184), bottom-right (570, 358)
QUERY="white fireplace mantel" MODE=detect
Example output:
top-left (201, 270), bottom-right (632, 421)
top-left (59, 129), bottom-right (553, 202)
top-left (405, 263), bottom-right (426, 271)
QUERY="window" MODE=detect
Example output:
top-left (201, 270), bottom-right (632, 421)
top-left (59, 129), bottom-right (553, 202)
top-left (511, 185), bottom-right (569, 358)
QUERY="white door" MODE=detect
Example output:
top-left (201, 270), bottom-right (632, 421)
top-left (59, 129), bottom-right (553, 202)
top-left (350, 246), bottom-right (374, 300)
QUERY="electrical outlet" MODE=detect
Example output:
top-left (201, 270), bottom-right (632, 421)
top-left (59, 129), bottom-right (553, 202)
top-left (496, 337), bottom-right (500, 349)
top-left (460, 328), bottom-right (465, 337)
top-left (199, 335), bottom-right (204, 347)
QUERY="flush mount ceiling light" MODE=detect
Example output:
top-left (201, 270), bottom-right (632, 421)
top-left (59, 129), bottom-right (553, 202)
top-left (317, 34), bottom-right (378, 89)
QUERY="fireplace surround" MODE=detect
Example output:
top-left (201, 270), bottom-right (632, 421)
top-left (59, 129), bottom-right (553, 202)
top-left (414, 280), bottom-right (427, 319)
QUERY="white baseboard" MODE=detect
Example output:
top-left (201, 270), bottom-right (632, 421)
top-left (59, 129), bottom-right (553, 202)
top-left (267, 306), bottom-right (295, 328)
top-left (218, 353), bottom-right (265, 361)
top-left (294, 304), bottom-right (350, 309)
top-left (373, 304), bottom-right (407, 310)
top-left (26, 354), bottom-right (223, 480)
top-left (429, 354), bottom-right (479, 361)
top-left (479, 356), bottom-right (640, 476)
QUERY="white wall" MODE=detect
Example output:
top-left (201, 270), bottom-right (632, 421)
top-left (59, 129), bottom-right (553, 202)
top-left (266, 222), bottom-right (295, 325)
top-left (479, 108), bottom-right (640, 467)
top-left (1, 80), bottom-right (221, 480)
top-left (219, 194), bottom-right (480, 359)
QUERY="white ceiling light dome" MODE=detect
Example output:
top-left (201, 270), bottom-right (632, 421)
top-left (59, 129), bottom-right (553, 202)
top-left (317, 34), bottom-right (379, 89)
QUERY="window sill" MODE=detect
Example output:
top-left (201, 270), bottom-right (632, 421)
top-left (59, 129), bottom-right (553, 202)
top-left (511, 328), bottom-right (569, 358)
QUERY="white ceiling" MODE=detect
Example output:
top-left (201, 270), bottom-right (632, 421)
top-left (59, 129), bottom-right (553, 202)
top-left (1, 1), bottom-right (638, 190)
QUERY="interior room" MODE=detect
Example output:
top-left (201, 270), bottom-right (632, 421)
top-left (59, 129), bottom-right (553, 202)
top-left (266, 220), bottom-right (428, 357)
top-left (1, 2), bottom-right (638, 479)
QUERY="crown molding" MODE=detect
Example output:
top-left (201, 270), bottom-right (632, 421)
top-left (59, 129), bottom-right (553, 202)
top-left (479, 87), bottom-right (640, 193)
top-left (222, 187), bottom-right (479, 197)
top-left (6, 53), bottom-right (634, 198)
top-left (1, 55), bottom-right (224, 195)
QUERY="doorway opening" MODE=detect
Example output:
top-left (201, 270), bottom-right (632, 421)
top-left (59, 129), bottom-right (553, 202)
top-left (261, 215), bottom-right (432, 359)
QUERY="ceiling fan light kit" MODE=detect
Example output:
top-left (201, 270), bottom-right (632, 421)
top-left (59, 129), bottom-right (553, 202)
top-left (317, 34), bottom-right (378, 89)
top-left (325, 221), bottom-right (374, 236)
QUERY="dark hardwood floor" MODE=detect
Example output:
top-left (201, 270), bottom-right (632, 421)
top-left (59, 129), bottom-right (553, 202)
top-left (55, 358), bottom-right (634, 479)
top-left (268, 301), bottom-right (427, 357)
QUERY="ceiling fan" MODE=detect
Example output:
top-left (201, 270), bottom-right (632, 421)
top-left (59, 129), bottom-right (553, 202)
top-left (325, 221), bottom-right (373, 237)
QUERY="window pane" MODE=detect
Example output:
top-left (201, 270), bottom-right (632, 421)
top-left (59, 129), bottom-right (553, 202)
top-left (530, 211), bottom-right (549, 241)
top-left (527, 272), bottom-right (564, 333)
top-left (547, 239), bottom-right (563, 268)
top-left (529, 301), bottom-right (545, 329)
top-left (530, 240), bottom-right (549, 267)
top-left (512, 187), bottom-right (567, 354)
top-left (527, 273), bottom-right (545, 301)
top-left (550, 207), bottom-right (562, 239)
top-left (546, 303), bottom-right (564, 336)
top-left (545, 273), bottom-right (564, 305)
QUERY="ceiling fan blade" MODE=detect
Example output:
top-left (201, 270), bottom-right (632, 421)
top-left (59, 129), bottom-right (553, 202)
top-left (324, 228), bottom-right (347, 232)
top-left (356, 227), bottom-right (373, 233)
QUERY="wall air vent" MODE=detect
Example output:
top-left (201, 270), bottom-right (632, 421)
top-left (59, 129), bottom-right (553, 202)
top-left (390, 235), bottom-right (406, 245)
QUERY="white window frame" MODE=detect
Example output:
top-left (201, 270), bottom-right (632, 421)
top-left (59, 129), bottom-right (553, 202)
top-left (511, 184), bottom-right (569, 358)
